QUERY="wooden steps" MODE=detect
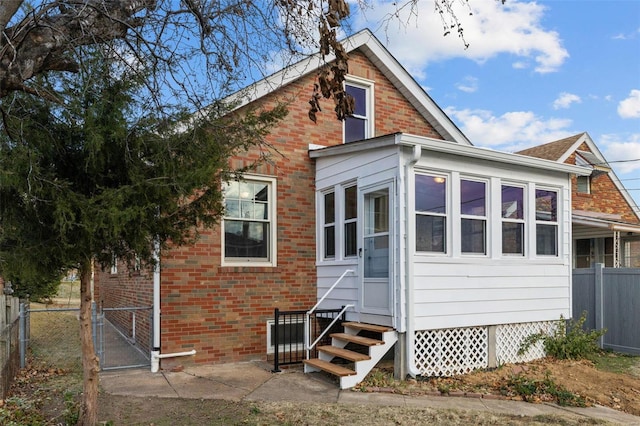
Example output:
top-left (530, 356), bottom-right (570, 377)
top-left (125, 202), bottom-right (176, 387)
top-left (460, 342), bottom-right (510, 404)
top-left (303, 358), bottom-right (355, 377)
top-left (317, 345), bottom-right (370, 362)
top-left (342, 322), bottom-right (393, 333)
top-left (329, 333), bottom-right (384, 346)
top-left (303, 321), bottom-right (398, 389)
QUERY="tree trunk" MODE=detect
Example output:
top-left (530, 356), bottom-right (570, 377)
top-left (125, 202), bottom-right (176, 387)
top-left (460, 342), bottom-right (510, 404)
top-left (77, 259), bottom-right (99, 426)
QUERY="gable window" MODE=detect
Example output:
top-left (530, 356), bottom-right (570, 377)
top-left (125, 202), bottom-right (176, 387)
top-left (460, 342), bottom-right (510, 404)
top-left (577, 175), bottom-right (591, 194)
top-left (501, 185), bottom-right (525, 255)
top-left (535, 189), bottom-right (558, 256)
top-left (223, 178), bottom-right (276, 265)
top-left (344, 79), bottom-right (373, 143)
top-left (460, 179), bottom-right (486, 254)
top-left (344, 186), bottom-right (358, 257)
top-left (415, 174), bottom-right (447, 253)
top-left (323, 191), bottom-right (336, 259)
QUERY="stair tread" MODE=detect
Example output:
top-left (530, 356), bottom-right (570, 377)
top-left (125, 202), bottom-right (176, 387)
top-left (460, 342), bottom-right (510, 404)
top-left (303, 358), bottom-right (356, 377)
top-left (318, 345), bottom-right (371, 362)
top-left (330, 332), bottom-right (384, 346)
top-left (342, 322), bottom-right (394, 333)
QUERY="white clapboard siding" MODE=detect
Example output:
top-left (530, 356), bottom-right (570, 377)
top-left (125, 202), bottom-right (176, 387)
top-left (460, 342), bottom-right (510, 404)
top-left (312, 133), bottom-right (580, 332)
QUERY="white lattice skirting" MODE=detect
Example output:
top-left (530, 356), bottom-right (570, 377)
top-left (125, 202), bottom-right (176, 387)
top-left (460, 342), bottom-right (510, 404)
top-left (496, 321), bottom-right (556, 365)
top-left (414, 320), bottom-right (556, 377)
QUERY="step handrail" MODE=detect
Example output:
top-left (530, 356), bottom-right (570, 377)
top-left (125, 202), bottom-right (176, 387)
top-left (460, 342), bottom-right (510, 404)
top-left (306, 303), bottom-right (354, 356)
top-left (305, 269), bottom-right (354, 358)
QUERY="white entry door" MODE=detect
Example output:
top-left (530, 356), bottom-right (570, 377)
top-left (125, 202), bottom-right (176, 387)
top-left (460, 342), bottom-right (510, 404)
top-left (360, 183), bottom-right (393, 315)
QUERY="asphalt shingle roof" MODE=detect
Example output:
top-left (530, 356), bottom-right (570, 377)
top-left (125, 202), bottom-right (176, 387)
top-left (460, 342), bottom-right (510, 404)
top-left (516, 133), bottom-right (584, 161)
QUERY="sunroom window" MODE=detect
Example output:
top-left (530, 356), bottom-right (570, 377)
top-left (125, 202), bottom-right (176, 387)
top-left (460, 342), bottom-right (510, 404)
top-left (344, 186), bottom-right (358, 257)
top-left (415, 174), bottom-right (447, 253)
top-left (323, 191), bottom-right (336, 259)
top-left (320, 184), bottom-right (358, 261)
top-left (501, 185), bottom-right (525, 255)
top-left (535, 189), bottom-right (558, 256)
top-left (460, 179), bottom-right (486, 254)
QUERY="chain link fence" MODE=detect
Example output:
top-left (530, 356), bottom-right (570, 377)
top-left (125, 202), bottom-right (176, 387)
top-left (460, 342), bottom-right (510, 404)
top-left (20, 280), bottom-right (151, 372)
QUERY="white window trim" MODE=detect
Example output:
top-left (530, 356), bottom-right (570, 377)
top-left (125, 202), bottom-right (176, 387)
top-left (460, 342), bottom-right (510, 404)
top-left (459, 177), bottom-right (489, 256)
top-left (322, 189), bottom-right (336, 260)
top-left (344, 75), bottom-right (375, 143)
top-left (221, 175), bottom-right (277, 267)
top-left (343, 184), bottom-right (358, 258)
top-left (500, 183), bottom-right (527, 257)
top-left (415, 172), bottom-right (449, 256)
top-left (318, 181), bottom-right (358, 262)
top-left (265, 318), bottom-right (305, 354)
top-left (576, 175), bottom-right (591, 194)
top-left (533, 186), bottom-right (560, 258)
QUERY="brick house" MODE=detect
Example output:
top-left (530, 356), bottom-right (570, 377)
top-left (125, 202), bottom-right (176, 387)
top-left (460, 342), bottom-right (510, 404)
top-left (95, 29), bottom-right (592, 387)
top-left (518, 133), bottom-right (640, 268)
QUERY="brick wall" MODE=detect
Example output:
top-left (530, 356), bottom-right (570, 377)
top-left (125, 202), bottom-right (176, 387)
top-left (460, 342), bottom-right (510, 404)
top-left (94, 48), bottom-right (442, 368)
top-left (93, 262), bottom-right (154, 354)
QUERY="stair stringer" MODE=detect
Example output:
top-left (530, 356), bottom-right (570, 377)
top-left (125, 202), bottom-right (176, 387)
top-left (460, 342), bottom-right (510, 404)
top-left (338, 330), bottom-right (397, 389)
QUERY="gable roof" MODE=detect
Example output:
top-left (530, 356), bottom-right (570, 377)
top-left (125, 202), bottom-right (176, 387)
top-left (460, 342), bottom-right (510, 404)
top-left (516, 134), bottom-right (583, 161)
top-left (517, 132), bottom-right (640, 222)
top-left (228, 29), bottom-right (471, 145)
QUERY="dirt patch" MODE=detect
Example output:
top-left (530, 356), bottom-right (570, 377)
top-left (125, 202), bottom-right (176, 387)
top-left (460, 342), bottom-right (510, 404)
top-left (358, 356), bottom-right (640, 417)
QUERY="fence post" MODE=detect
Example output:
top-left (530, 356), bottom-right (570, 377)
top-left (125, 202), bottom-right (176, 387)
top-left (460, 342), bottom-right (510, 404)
top-left (19, 302), bottom-right (26, 368)
top-left (273, 308), bottom-right (280, 373)
top-left (594, 263), bottom-right (605, 348)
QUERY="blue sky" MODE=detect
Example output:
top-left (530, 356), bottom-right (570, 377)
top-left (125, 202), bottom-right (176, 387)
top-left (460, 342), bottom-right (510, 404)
top-left (347, 0), bottom-right (640, 205)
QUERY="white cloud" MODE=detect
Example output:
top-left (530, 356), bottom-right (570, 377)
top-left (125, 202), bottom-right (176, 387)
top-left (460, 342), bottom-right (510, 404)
top-left (618, 89), bottom-right (640, 119)
top-left (456, 76), bottom-right (478, 93)
top-left (349, 0), bottom-right (568, 77)
top-left (553, 92), bottom-right (581, 110)
top-left (444, 106), bottom-right (574, 151)
top-left (600, 133), bottom-right (640, 173)
top-left (612, 27), bottom-right (640, 40)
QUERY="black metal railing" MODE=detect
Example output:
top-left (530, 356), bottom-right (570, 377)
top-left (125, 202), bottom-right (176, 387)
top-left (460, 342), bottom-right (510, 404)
top-left (272, 307), bottom-right (344, 372)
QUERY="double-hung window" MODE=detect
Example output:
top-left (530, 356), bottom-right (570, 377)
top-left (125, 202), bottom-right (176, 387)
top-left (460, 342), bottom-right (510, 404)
top-left (321, 185), bottom-right (357, 260)
top-left (223, 178), bottom-right (275, 264)
top-left (535, 189), bottom-right (558, 256)
top-left (415, 174), bottom-right (447, 253)
top-left (323, 191), bottom-right (336, 259)
top-left (460, 179), bottom-right (486, 254)
top-left (344, 80), bottom-right (373, 143)
top-left (501, 185), bottom-right (525, 255)
top-left (344, 186), bottom-right (358, 257)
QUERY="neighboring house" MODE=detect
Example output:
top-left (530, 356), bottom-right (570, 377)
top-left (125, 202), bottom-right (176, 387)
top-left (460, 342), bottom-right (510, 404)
top-left (517, 133), bottom-right (640, 268)
top-left (94, 29), bottom-right (590, 387)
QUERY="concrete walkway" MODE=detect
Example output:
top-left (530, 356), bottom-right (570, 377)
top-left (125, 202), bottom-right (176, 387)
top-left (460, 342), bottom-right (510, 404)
top-left (100, 361), bottom-right (640, 425)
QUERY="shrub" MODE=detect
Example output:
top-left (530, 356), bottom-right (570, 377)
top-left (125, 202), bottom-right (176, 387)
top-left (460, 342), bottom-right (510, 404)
top-left (500, 372), bottom-right (586, 407)
top-left (519, 312), bottom-right (606, 360)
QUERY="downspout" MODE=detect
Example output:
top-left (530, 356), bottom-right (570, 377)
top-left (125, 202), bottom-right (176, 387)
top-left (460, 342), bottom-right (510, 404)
top-left (150, 239), bottom-right (197, 372)
top-left (151, 239), bottom-right (162, 372)
top-left (405, 144), bottom-right (421, 377)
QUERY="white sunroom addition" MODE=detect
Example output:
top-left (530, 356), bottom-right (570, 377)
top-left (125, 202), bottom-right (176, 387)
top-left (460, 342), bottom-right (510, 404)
top-left (310, 132), bottom-right (590, 377)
